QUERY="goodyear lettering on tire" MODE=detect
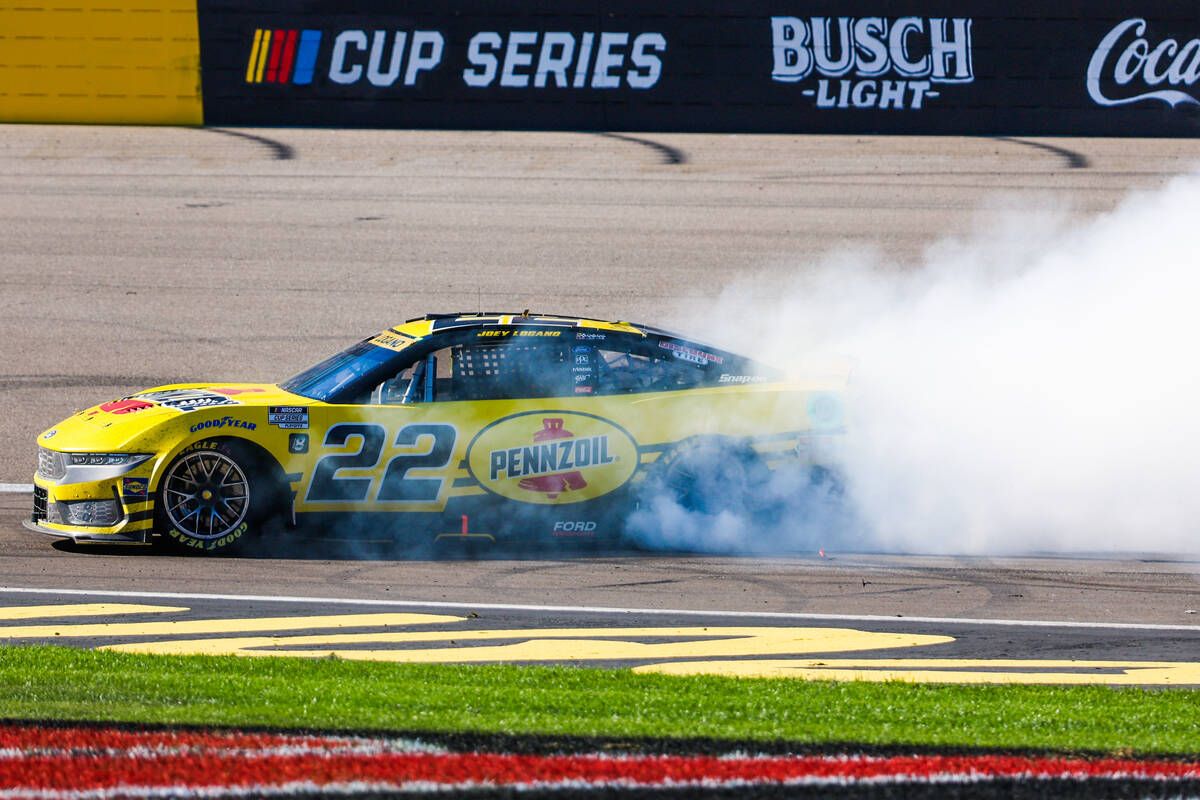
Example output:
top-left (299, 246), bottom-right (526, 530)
top-left (168, 521), bottom-right (249, 551)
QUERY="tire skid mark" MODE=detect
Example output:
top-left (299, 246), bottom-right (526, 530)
top-left (993, 137), bottom-right (1091, 169)
top-left (596, 132), bottom-right (687, 165)
top-left (204, 128), bottom-right (296, 161)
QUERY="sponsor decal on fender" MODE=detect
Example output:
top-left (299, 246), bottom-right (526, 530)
top-left (1088, 18), bottom-right (1200, 108)
top-left (269, 406), bottom-right (309, 429)
top-left (770, 16), bottom-right (974, 110)
top-left (466, 411), bottom-right (638, 505)
top-left (189, 416), bottom-right (258, 434)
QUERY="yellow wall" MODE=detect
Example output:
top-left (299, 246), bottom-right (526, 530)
top-left (0, 1), bottom-right (202, 125)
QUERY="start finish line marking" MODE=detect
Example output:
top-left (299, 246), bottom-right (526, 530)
top-left (0, 483), bottom-right (32, 493)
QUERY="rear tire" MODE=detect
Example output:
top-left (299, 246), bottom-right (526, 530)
top-left (156, 439), bottom-right (275, 554)
top-left (656, 437), bottom-right (769, 516)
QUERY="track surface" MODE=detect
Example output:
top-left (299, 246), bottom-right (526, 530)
top-left (2, 127), bottom-right (1199, 678)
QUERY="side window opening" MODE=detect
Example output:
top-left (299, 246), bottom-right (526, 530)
top-left (370, 348), bottom-right (452, 404)
top-left (361, 330), bottom-right (766, 404)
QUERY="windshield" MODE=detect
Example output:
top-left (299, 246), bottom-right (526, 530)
top-left (280, 340), bottom-right (403, 403)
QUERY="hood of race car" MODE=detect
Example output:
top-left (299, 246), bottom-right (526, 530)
top-left (39, 384), bottom-right (306, 450)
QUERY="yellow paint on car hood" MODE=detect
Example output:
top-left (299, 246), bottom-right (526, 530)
top-left (40, 383), bottom-right (307, 452)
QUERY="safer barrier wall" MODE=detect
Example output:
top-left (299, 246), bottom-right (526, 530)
top-left (0, 0), bottom-right (202, 125)
top-left (195, 1), bottom-right (1200, 136)
top-left (6, 2), bottom-right (1200, 135)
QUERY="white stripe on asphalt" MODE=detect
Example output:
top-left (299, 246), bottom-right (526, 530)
top-left (0, 484), bottom-right (32, 493)
top-left (0, 586), bottom-right (1196, 633)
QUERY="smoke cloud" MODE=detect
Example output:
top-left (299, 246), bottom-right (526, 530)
top-left (636, 174), bottom-right (1200, 556)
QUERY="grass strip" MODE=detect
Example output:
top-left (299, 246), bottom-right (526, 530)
top-left (0, 644), bottom-right (1197, 755)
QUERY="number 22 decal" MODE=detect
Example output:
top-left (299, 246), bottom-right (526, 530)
top-left (306, 422), bottom-right (458, 504)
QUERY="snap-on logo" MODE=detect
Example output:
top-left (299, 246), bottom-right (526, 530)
top-left (1088, 18), bottom-right (1200, 108)
top-left (466, 411), bottom-right (638, 505)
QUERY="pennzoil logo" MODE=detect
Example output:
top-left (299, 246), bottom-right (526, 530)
top-left (467, 411), bottom-right (638, 505)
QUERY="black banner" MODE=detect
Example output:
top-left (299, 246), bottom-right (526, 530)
top-left (197, 1), bottom-right (1200, 136)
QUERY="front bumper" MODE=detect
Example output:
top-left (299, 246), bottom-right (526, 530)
top-left (22, 517), bottom-right (150, 544)
top-left (30, 470), bottom-right (157, 545)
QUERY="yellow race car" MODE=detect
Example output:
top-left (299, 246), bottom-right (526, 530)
top-left (28, 313), bottom-right (844, 552)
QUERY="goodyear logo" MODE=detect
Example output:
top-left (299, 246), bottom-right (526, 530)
top-left (467, 412), bottom-right (638, 504)
top-left (189, 416), bottom-right (257, 434)
top-left (246, 29), bottom-right (323, 84)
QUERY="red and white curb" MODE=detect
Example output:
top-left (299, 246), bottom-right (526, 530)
top-left (2, 724), bottom-right (1199, 797)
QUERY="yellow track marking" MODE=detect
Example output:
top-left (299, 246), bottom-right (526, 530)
top-left (5, 604), bottom-right (1195, 686)
top-left (0, 613), bottom-right (463, 639)
top-left (101, 626), bottom-right (951, 661)
top-left (0, 604), bottom-right (187, 620)
top-left (635, 658), bottom-right (1200, 686)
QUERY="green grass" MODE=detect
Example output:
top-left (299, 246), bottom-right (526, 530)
top-left (1, 644), bottom-right (1197, 754)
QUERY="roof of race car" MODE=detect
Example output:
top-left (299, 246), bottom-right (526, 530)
top-left (369, 313), bottom-right (701, 354)
top-left (403, 312), bottom-right (645, 332)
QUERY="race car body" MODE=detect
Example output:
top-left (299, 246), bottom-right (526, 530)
top-left (27, 313), bottom-right (844, 552)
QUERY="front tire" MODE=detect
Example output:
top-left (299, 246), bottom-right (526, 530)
top-left (157, 440), bottom-right (268, 553)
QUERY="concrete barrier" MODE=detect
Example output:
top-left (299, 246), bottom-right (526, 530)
top-left (5, 2), bottom-right (1200, 136)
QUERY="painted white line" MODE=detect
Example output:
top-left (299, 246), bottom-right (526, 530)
top-left (0, 586), bottom-right (1197, 633)
top-left (0, 484), bottom-right (32, 493)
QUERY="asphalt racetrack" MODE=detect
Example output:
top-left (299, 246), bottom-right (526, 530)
top-left (1, 127), bottom-right (1199, 684)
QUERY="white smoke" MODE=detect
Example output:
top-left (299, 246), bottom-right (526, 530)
top-left (639, 174), bottom-right (1200, 556)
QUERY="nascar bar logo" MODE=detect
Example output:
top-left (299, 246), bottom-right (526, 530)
top-left (246, 29), bottom-right (322, 84)
top-left (770, 16), bottom-right (974, 109)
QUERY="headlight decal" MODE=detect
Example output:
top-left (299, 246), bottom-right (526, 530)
top-left (40, 453), bottom-right (155, 486)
